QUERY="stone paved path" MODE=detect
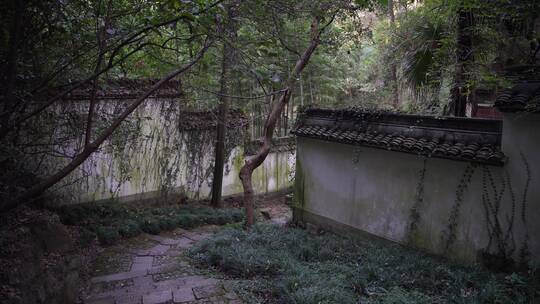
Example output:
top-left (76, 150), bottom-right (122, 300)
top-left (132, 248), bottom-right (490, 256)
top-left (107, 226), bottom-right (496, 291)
top-left (83, 227), bottom-right (242, 304)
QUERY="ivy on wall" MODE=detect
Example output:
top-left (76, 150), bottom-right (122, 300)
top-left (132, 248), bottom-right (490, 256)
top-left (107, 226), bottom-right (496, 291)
top-left (441, 162), bottom-right (477, 252)
top-left (518, 152), bottom-right (531, 265)
top-left (54, 100), bottom-right (247, 203)
top-left (406, 157), bottom-right (427, 245)
top-left (479, 152), bottom-right (532, 270)
top-left (433, 152), bottom-right (533, 270)
top-left (480, 165), bottom-right (516, 264)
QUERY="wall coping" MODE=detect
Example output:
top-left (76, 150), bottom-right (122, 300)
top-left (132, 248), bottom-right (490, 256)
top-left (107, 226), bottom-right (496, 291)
top-left (292, 108), bottom-right (505, 165)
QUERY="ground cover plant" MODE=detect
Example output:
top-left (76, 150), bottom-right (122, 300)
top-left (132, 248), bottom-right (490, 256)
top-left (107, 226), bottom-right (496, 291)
top-left (56, 202), bottom-right (244, 246)
top-left (189, 224), bottom-right (540, 304)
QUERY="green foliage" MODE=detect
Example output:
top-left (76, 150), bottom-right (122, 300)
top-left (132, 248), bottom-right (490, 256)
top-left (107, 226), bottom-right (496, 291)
top-left (346, 0), bottom-right (540, 113)
top-left (376, 287), bottom-right (431, 304)
top-left (190, 224), bottom-right (540, 303)
top-left (79, 228), bottom-right (97, 248)
top-left (117, 220), bottom-right (141, 238)
top-left (57, 202), bottom-right (244, 245)
top-left (96, 226), bottom-right (121, 246)
top-left (140, 216), bottom-right (162, 235)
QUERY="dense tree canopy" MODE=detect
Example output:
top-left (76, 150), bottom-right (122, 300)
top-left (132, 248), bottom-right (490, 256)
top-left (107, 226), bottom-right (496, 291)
top-left (0, 0), bottom-right (538, 212)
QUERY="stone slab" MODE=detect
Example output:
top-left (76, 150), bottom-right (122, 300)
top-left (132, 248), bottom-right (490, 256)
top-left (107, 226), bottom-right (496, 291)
top-left (86, 229), bottom-right (243, 304)
top-left (223, 292), bottom-right (240, 301)
top-left (148, 244), bottom-right (171, 255)
top-left (84, 296), bottom-right (115, 304)
top-left (138, 244), bottom-right (171, 256)
top-left (164, 248), bottom-right (184, 257)
top-left (147, 263), bottom-right (182, 275)
top-left (133, 276), bottom-right (155, 289)
top-left (180, 276), bottom-right (219, 289)
top-left (115, 294), bottom-right (142, 304)
top-left (154, 278), bottom-right (187, 291)
top-left (192, 284), bottom-right (224, 300)
top-left (91, 270), bottom-right (147, 283)
top-left (132, 256), bottom-right (154, 271)
top-left (146, 234), bottom-right (181, 245)
top-left (174, 237), bottom-right (194, 249)
top-left (172, 287), bottom-right (196, 303)
top-left (142, 290), bottom-right (172, 304)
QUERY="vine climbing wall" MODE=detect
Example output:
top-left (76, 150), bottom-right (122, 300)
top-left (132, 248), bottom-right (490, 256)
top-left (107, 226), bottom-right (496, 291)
top-left (44, 99), bottom-right (294, 204)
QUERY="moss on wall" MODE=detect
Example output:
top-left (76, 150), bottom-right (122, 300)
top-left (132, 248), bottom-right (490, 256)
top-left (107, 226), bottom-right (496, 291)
top-left (293, 137), bottom-right (536, 264)
top-left (293, 154), bottom-right (304, 209)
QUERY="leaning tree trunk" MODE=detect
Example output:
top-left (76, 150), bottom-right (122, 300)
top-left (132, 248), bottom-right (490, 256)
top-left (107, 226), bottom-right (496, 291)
top-left (0, 41), bottom-right (212, 212)
top-left (211, 2), bottom-right (238, 208)
top-left (239, 16), bottom-right (329, 228)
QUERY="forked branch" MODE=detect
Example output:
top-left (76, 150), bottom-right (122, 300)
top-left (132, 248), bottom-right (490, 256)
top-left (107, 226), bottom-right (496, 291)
top-left (239, 13), bottom-right (335, 228)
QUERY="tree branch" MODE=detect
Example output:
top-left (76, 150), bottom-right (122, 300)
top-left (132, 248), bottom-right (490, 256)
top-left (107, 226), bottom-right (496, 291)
top-left (0, 38), bottom-right (213, 212)
top-left (239, 14), bottom-right (331, 228)
top-left (1, 0), bottom-right (224, 133)
top-left (199, 88), bottom-right (287, 100)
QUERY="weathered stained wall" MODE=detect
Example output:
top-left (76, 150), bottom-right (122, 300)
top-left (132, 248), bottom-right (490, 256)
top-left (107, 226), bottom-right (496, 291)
top-left (49, 99), bottom-right (294, 204)
top-left (294, 114), bottom-right (540, 263)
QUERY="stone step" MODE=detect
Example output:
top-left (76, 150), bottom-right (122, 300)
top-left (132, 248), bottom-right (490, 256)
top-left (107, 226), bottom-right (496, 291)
top-left (182, 231), bottom-right (212, 242)
top-left (84, 296), bottom-right (115, 304)
top-left (172, 287), bottom-right (195, 303)
top-left (142, 290), bottom-right (172, 304)
top-left (131, 256), bottom-right (154, 272)
top-left (136, 244), bottom-right (170, 256)
top-left (91, 270), bottom-right (147, 284)
top-left (146, 234), bottom-right (181, 246)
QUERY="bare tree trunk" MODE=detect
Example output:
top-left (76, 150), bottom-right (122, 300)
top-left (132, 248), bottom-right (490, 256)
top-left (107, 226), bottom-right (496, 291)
top-left (85, 0), bottom-right (113, 147)
top-left (388, 0), bottom-right (395, 23)
top-left (258, 100), bottom-right (262, 137)
top-left (211, 2), bottom-right (238, 208)
top-left (283, 102), bottom-right (286, 136)
top-left (299, 75), bottom-right (305, 106)
top-left (250, 85), bottom-right (255, 138)
top-left (309, 75), bottom-right (315, 105)
top-left (277, 107), bottom-right (282, 137)
top-left (449, 5), bottom-right (474, 117)
top-left (0, 0), bottom-right (23, 139)
top-left (239, 16), bottom-right (332, 228)
top-left (388, 0), bottom-right (399, 108)
top-left (290, 93), bottom-right (294, 123)
top-left (0, 41), bottom-right (212, 212)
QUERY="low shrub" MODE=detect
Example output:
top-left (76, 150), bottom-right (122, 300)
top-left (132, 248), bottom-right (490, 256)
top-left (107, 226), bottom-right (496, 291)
top-left (222, 222), bottom-right (243, 230)
top-left (117, 220), bottom-right (141, 238)
top-left (79, 228), bottom-right (96, 247)
top-left (376, 287), bottom-right (432, 304)
top-left (57, 202), bottom-right (129, 226)
top-left (140, 216), bottom-right (162, 235)
top-left (189, 224), bottom-right (540, 304)
top-left (57, 202), bottom-right (245, 245)
top-left (157, 216), bottom-right (177, 231)
top-left (96, 226), bottom-right (120, 246)
top-left (176, 214), bottom-right (196, 229)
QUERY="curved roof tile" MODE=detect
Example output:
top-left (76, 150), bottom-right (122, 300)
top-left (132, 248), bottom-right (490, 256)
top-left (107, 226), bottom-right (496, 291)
top-left (291, 108), bottom-right (505, 165)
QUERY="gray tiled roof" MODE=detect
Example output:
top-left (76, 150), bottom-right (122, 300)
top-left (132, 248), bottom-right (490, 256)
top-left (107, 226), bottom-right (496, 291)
top-left (291, 108), bottom-right (505, 165)
top-left (62, 78), bottom-right (183, 100)
top-left (178, 109), bottom-right (247, 130)
top-left (494, 82), bottom-right (540, 113)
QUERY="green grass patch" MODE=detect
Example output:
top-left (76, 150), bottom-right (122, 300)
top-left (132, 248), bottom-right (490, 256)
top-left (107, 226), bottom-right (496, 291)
top-left (189, 224), bottom-right (540, 304)
top-left (56, 202), bottom-right (244, 246)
